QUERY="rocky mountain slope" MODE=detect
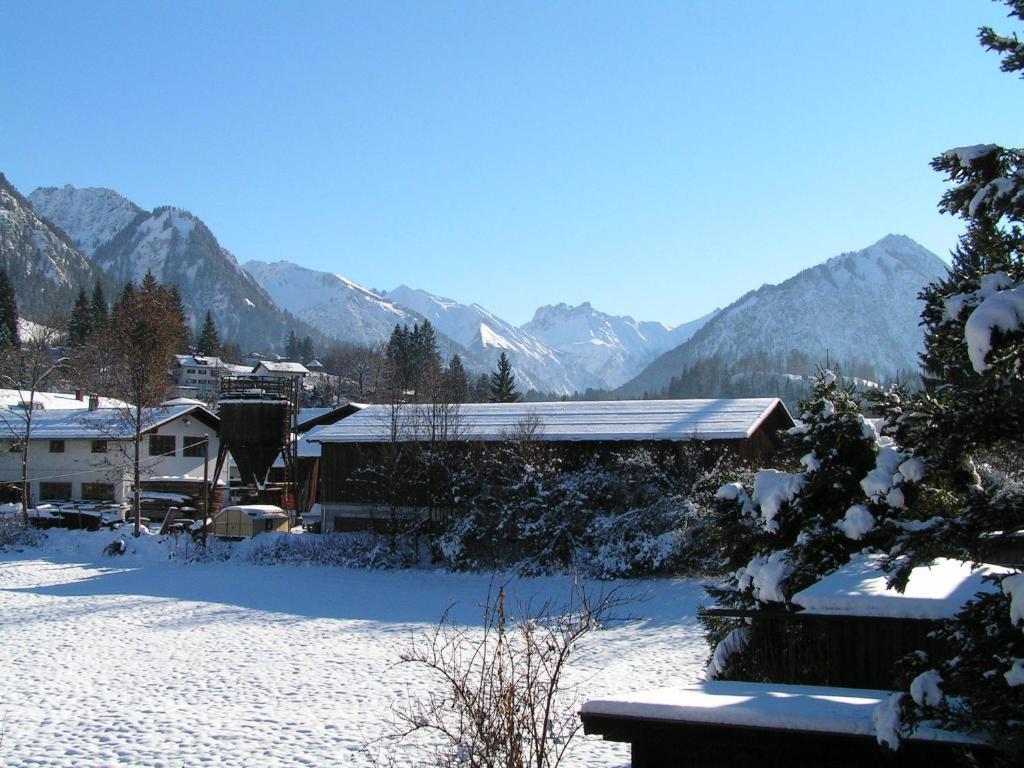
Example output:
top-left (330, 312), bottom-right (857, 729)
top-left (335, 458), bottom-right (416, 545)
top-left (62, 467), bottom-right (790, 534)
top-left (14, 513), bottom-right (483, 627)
top-left (243, 260), bottom-right (421, 348)
top-left (28, 185), bottom-right (142, 257)
top-left (0, 174), bottom-right (100, 322)
top-left (385, 285), bottom-right (603, 394)
top-left (26, 183), bottom-right (323, 353)
top-left (618, 234), bottom-right (948, 397)
top-left (523, 302), bottom-right (718, 389)
top-left (92, 206), bottom-right (314, 352)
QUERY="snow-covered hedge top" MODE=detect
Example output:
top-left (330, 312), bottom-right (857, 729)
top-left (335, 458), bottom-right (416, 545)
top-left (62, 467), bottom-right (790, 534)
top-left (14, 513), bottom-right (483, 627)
top-left (791, 554), bottom-right (1010, 619)
top-left (581, 681), bottom-right (985, 745)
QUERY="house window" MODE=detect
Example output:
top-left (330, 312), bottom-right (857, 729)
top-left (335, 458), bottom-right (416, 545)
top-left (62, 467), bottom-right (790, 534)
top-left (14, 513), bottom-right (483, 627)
top-left (39, 482), bottom-right (72, 500)
top-left (183, 436), bottom-right (207, 458)
top-left (148, 434), bottom-right (176, 457)
top-left (49, 440), bottom-right (65, 453)
top-left (91, 440), bottom-right (108, 453)
top-left (81, 483), bottom-right (115, 501)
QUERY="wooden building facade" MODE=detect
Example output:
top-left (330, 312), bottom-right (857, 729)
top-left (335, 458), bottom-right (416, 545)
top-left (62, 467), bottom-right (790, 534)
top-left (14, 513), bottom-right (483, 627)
top-left (312, 398), bottom-right (793, 532)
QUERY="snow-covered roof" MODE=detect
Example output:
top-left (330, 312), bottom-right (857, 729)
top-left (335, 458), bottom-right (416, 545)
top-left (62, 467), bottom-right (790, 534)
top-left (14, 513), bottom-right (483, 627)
top-left (0, 389), bottom-right (128, 411)
top-left (311, 398), bottom-right (790, 444)
top-left (295, 403), bottom-right (365, 433)
top-left (0, 404), bottom-right (218, 441)
top-left (253, 361), bottom-right (310, 375)
top-left (791, 554), bottom-right (1010, 620)
top-left (581, 681), bottom-right (984, 745)
top-left (162, 397), bottom-right (207, 406)
top-left (174, 354), bottom-right (226, 368)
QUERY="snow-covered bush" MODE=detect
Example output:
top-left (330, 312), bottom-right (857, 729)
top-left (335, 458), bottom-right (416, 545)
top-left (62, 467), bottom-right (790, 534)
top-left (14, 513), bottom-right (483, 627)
top-left (246, 531), bottom-right (420, 569)
top-left (0, 510), bottom-right (44, 550)
top-left (437, 442), bottom-right (732, 578)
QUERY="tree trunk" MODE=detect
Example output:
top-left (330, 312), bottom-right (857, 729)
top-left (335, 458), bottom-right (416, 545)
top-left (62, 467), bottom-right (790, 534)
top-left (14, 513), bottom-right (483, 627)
top-left (20, 428), bottom-right (30, 528)
top-left (133, 409), bottom-right (142, 537)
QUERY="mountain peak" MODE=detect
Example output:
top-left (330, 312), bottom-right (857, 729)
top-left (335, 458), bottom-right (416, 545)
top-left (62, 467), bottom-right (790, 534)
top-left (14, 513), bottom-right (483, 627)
top-left (618, 236), bottom-right (949, 397)
top-left (29, 184), bottom-right (143, 257)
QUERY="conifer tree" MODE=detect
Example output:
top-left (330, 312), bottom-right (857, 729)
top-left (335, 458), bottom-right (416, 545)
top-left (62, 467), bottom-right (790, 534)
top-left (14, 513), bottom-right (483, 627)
top-left (164, 283), bottom-right (190, 353)
top-left (67, 287), bottom-right (93, 347)
top-left (0, 267), bottom-right (19, 348)
top-left (447, 354), bottom-right (469, 403)
top-left (488, 352), bottom-right (521, 403)
top-left (196, 311), bottom-right (221, 356)
top-left (90, 280), bottom-right (108, 334)
top-left (703, 369), bottom-right (884, 679)
top-left (471, 373), bottom-right (491, 403)
top-left (299, 335), bottom-right (314, 363)
top-left (285, 330), bottom-right (300, 360)
top-left (860, 5), bottom-right (1024, 758)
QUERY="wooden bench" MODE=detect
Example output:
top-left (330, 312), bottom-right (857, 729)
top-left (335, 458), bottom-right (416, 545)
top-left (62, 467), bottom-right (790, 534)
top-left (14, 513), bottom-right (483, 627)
top-left (581, 681), bottom-right (990, 767)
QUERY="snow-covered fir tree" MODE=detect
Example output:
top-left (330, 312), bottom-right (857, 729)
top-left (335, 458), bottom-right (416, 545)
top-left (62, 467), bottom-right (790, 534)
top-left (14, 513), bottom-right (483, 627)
top-left (703, 368), bottom-right (888, 678)
top-left (861, 5), bottom-right (1024, 757)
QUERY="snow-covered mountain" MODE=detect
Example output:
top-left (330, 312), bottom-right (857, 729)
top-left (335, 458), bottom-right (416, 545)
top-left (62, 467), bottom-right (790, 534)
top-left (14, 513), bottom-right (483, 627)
top-left (386, 286), bottom-right (603, 394)
top-left (25, 182), bottom-right (328, 353)
top-left (97, 207), bottom-right (313, 351)
top-left (0, 173), bottom-right (101, 322)
top-left (243, 260), bottom-right (422, 347)
top-left (618, 235), bottom-right (949, 397)
top-left (522, 302), bottom-right (719, 389)
top-left (28, 185), bottom-right (143, 257)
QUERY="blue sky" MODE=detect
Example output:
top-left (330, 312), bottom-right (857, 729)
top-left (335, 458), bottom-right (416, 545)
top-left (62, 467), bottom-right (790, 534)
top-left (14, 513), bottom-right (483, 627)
top-left (3, 1), bottom-right (1022, 326)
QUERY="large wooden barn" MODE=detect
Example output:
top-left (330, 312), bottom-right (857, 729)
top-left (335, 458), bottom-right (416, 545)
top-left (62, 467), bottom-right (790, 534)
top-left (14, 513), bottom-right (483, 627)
top-left (311, 398), bottom-right (793, 533)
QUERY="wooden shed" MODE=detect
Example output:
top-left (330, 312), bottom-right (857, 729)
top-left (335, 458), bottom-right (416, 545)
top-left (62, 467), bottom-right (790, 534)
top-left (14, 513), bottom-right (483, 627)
top-left (580, 555), bottom-right (1006, 766)
top-left (212, 504), bottom-right (289, 539)
top-left (310, 398), bottom-right (793, 532)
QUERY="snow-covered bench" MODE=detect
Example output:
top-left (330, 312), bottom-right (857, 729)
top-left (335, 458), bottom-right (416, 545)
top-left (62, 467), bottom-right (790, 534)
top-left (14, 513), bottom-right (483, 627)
top-left (581, 681), bottom-right (990, 767)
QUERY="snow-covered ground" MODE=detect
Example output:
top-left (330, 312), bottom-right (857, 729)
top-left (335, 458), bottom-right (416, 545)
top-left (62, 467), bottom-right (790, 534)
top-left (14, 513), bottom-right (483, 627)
top-left (0, 531), bottom-right (709, 767)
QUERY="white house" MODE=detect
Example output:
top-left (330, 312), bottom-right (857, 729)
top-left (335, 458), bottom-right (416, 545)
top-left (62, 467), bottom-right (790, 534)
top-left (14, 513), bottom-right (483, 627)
top-left (171, 355), bottom-right (251, 402)
top-left (0, 402), bottom-right (221, 505)
top-left (251, 361), bottom-right (310, 380)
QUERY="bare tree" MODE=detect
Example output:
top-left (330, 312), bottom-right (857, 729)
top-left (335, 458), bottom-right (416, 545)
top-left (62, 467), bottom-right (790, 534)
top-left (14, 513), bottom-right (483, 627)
top-left (96, 277), bottom-right (188, 536)
top-left (0, 317), bottom-right (67, 526)
top-left (376, 581), bottom-right (630, 768)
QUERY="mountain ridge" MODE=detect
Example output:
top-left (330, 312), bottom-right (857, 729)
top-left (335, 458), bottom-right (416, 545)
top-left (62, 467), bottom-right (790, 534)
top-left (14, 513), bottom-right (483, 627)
top-left (617, 234), bottom-right (948, 397)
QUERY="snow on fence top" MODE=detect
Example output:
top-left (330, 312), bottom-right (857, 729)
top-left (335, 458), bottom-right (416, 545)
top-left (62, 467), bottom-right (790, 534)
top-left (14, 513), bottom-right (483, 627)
top-left (580, 681), bottom-right (985, 745)
top-left (791, 554), bottom-right (1010, 620)
top-left (311, 398), bottom-right (790, 444)
top-left (0, 404), bottom-right (218, 441)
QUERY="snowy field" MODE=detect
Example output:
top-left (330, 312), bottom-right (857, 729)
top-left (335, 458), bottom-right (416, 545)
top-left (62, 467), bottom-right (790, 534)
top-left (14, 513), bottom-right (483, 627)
top-left (0, 532), bottom-right (709, 767)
